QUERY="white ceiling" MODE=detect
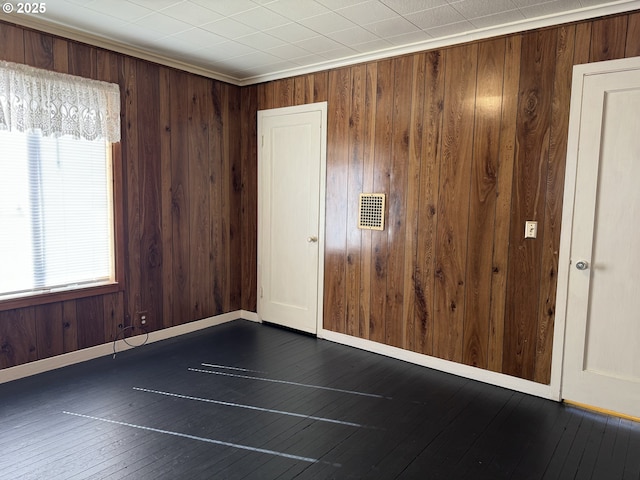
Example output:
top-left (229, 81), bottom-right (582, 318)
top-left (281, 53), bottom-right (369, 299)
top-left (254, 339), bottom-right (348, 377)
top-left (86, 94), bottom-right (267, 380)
top-left (2, 0), bottom-right (639, 85)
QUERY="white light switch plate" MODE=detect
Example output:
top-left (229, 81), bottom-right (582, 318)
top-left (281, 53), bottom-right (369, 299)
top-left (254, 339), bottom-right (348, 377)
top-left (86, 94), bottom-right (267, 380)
top-left (525, 221), bottom-right (538, 239)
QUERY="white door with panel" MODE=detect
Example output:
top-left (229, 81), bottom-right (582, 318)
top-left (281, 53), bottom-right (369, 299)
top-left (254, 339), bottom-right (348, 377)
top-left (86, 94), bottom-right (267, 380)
top-left (560, 57), bottom-right (640, 418)
top-left (257, 103), bottom-right (327, 334)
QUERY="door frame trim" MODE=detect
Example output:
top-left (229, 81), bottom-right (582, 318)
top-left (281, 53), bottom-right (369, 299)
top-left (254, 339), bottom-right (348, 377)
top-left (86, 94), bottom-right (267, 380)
top-left (256, 101), bottom-right (328, 335)
top-left (555, 56), bottom-right (640, 402)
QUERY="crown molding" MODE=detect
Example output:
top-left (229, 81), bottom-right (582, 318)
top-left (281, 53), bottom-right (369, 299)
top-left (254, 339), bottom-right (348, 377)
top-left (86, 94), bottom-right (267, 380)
top-left (0, 12), bottom-right (242, 84)
top-left (2, 0), bottom-right (640, 87)
top-left (238, 1), bottom-right (640, 86)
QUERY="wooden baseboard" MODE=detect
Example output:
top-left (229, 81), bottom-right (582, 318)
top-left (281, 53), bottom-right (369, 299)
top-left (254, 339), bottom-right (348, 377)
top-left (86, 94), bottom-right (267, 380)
top-left (563, 400), bottom-right (640, 423)
top-left (0, 310), bottom-right (248, 385)
top-left (319, 328), bottom-right (561, 401)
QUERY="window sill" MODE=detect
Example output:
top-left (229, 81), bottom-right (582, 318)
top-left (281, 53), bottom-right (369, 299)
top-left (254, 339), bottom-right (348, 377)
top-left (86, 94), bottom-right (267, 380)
top-left (0, 282), bottom-right (123, 312)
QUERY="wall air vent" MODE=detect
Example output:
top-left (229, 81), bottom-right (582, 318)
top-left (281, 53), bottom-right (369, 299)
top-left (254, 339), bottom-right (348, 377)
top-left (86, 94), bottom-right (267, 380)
top-left (358, 193), bottom-right (385, 231)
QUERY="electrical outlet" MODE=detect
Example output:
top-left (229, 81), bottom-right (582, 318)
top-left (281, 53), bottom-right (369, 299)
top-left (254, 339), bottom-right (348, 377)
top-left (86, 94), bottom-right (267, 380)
top-left (136, 311), bottom-right (148, 327)
top-left (525, 221), bottom-right (538, 239)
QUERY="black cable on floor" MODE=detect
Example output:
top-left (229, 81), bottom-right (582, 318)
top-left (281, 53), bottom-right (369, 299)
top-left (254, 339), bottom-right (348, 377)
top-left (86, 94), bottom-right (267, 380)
top-left (113, 325), bottom-right (149, 359)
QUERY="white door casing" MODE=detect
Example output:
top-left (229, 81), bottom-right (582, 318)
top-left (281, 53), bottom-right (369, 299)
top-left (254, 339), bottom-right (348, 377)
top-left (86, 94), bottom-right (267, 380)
top-left (257, 102), bottom-right (327, 335)
top-left (556, 56), bottom-right (640, 419)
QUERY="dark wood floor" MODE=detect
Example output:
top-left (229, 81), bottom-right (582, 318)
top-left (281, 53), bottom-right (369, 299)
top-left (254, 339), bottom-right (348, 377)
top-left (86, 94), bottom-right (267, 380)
top-left (1, 320), bottom-right (639, 479)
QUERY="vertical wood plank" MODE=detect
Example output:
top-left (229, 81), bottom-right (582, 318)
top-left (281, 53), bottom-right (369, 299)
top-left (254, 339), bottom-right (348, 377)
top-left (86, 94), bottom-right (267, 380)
top-left (76, 296), bottom-right (104, 349)
top-left (188, 75), bottom-right (212, 320)
top-left (120, 56), bottom-right (141, 325)
top-left (62, 300), bottom-right (78, 353)
top-left (52, 38), bottom-right (68, 73)
top-left (324, 67), bottom-right (351, 333)
top-left (274, 77), bottom-right (294, 107)
top-left (589, 15), bottom-right (628, 62)
top-left (433, 43), bottom-right (477, 363)
top-left (159, 66), bottom-right (174, 328)
top-left (0, 22), bottom-right (25, 62)
top-left (294, 75), bottom-right (314, 105)
top-left (96, 50), bottom-right (118, 82)
top-left (23, 30), bottom-right (52, 69)
top-left (369, 59), bottom-right (393, 344)
top-left (386, 55), bottom-right (412, 349)
top-left (626, 12), bottom-right (640, 57)
top-left (169, 69), bottom-right (191, 325)
top-left (210, 80), bottom-right (226, 315)
top-left (345, 65), bottom-right (366, 337)
top-left (359, 63), bottom-right (377, 340)
top-left (241, 86), bottom-right (258, 312)
top-left (264, 82), bottom-right (277, 109)
top-left (574, 22), bottom-right (592, 65)
top-left (67, 42), bottom-right (96, 79)
top-left (488, 35), bottom-right (521, 372)
top-left (313, 71), bottom-right (329, 103)
top-left (137, 61), bottom-right (163, 331)
top-left (35, 304), bottom-right (63, 360)
top-left (257, 82), bottom-right (272, 111)
top-left (294, 76), bottom-right (305, 105)
top-left (402, 53), bottom-right (426, 352)
top-left (414, 50), bottom-right (445, 356)
top-left (462, 38), bottom-right (505, 369)
top-left (227, 84), bottom-right (242, 311)
top-left (0, 308), bottom-right (37, 368)
top-left (103, 292), bottom-right (124, 342)
top-left (503, 29), bottom-right (557, 380)
top-left (534, 25), bottom-right (576, 384)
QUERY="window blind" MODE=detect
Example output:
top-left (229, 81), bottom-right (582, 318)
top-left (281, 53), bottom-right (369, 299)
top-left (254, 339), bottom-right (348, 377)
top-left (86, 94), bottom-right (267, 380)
top-left (0, 130), bottom-right (114, 299)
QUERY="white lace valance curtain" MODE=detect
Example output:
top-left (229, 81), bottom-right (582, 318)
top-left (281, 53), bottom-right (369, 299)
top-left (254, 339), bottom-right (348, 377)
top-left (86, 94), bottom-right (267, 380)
top-left (0, 60), bottom-right (120, 142)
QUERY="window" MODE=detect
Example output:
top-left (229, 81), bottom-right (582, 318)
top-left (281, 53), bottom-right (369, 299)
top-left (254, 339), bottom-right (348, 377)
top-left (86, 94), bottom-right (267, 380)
top-left (0, 131), bottom-right (114, 299)
top-left (0, 60), bottom-right (121, 305)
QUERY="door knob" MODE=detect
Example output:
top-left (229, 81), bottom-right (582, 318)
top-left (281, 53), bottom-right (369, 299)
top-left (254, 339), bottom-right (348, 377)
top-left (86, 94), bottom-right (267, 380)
top-left (575, 261), bottom-right (589, 270)
top-left (307, 236), bottom-right (318, 243)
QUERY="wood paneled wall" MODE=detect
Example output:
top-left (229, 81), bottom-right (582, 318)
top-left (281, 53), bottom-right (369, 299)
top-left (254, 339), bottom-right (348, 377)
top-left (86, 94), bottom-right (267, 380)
top-left (0, 21), bottom-right (242, 369)
top-left (2, 11), bottom-right (639, 383)
top-left (242, 11), bottom-right (640, 384)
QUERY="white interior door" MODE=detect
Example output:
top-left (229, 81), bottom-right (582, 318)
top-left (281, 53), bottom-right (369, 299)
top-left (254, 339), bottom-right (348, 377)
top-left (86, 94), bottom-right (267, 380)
top-left (257, 103), bottom-right (327, 334)
top-left (559, 57), bottom-right (640, 419)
